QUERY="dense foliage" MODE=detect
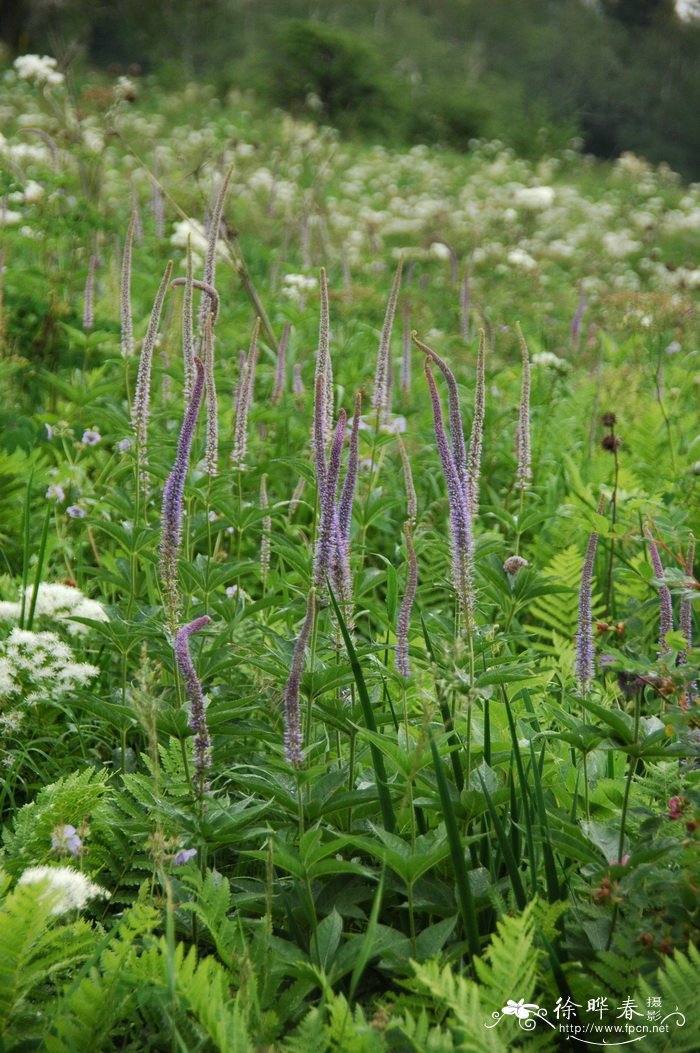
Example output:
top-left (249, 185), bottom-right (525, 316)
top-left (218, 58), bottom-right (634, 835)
top-left (0, 60), bottom-right (698, 1050)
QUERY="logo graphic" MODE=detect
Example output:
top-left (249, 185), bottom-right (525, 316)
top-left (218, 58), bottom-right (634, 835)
top-left (485, 995), bottom-right (687, 1045)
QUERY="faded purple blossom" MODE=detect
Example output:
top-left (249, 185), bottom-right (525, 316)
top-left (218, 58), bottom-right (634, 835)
top-left (46, 484), bottom-right (65, 502)
top-left (414, 333), bottom-right (467, 488)
top-left (118, 437), bottom-right (132, 453)
top-left (120, 212), bottom-right (136, 359)
top-left (283, 590), bottom-right (316, 767)
top-left (504, 555), bottom-right (528, 575)
top-left (514, 324), bottom-right (532, 491)
top-left (174, 614), bottom-right (212, 796)
top-left (172, 847), bottom-right (197, 865)
top-left (51, 823), bottom-right (82, 857)
top-left (643, 524), bottom-right (673, 653)
top-left (66, 505), bottom-right (86, 519)
top-left (373, 258), bottom-right (403, 421)
top-left (82, 429), bottom-right (101, 446)
top-left (395, 521), bottom-right (418, 677)
top-left (679, 534), bottom-right (695, 664)
top-left (575, 500), bottom-right (605, 693)
top-left (292, 362), bottom-right (304, 397)
top-left (161, 357), bottom-right (205, 626)
top-left (665, 341), bottom-right (681, 356)
top-left (667, 796), bottom-right (685, 820)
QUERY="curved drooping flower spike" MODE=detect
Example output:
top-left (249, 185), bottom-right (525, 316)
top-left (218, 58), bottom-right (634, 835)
top-left (161, 357), bottom-right (205, 627)
top-left (179, 238), bottom-right (194, 398)
top-left (283, 590), bottom-right (316, 767)
top-left (680, 533), bottom-right (695, 664)
top-left (120, 212), bottom-right (137, 359)
top-left (575, 495), bottom-right (606, 694)
top-left (131, 259), bottom-right (173, 465)
top-left (174, 614), bottom-right (212, 796)
top-left (643, 524), bottom-right (674, 654)
top-left (424, 357), bottom-right (475, 626)
top-left (231, 318), bottom-right (261, 468)
top-left (171, 277), bottom-right (220, 326)
top-left (466, 329), bottom-right (486, 518)
top-left (514, 323), bottom-right (532, 491)
top-left (412, 332), bottom-right (467, 492)
top-left (395, 521), bottom-right (418, 677)
top-left (199, 165), bottom-right (231, 329)
top-left (373, 257), bottom-right (404, 421)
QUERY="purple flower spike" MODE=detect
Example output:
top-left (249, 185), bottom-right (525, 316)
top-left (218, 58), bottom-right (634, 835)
top-left (174, 614), bottom-right (212, 796)
top-left (338, 391), bottom-right (362, 542)
top-left (314, 409), bottom-right (347, 589)
top-left (400, 295), bottom-right (411, 395)
top-left (643, 524), bottom-right (674, 654)
top-left (424, 358), bottom-right (475, 626)
top-left (231, 319), bottom-right (261, 468)
top-left (314, 268), bottom-right (334, 450)
top-left (161, 357), bottom-right (205, 626)
top-left (680, 534), bottom-right (695, 664)
top-left (413, 332), bottom-right (467, 494)
top-left (575, 497), bottom-right (606, 693)
top-left (395, 522), bottom-right (418, 677)
top-left (283, 590), bottom-right (316, 767)
top-left (397, 436), bottom-right (417, 525)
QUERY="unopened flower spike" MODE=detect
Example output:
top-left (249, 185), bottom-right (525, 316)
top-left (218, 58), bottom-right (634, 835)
top-left (514, 322), bottom-right (532, 491)
top-left (174, 615), bottom-right (212, 796)
top-left (395, 521), bottom-right (418, 677)
top-left (314, 267), bottom-right (334, 450)
top-left (466, 329), bottom-right (486, 517)
top-left (413, 332), bottom-right (467, 491)
top-left (260, 473), bottom-right (271, 585)
top-left (231, 318), bottom-right (261, 468)
top-left (314, 410), bottom-right (347, 590)
top-left (271, 322), bottom-right (291, 405)
top-left (120, 212), bottom-right (137, 359)
top-left (575, 494), bottom-right (606, 693)
top-left (397, 435), bottom-right (417, 525)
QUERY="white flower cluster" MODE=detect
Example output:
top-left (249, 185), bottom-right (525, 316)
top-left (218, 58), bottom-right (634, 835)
top-left (0, 628), bottom-right (98, 707)
top-left (281, 273), bottom-right (318, 306)
top-left (0, 583), bottom-right (108, 636)
top-left (513, 185), bottom-right (555, 209)
top-left (14, 54), bottom-right (64, 88)
top-left (170, 217), bottom-right (228, 270)
top-left (18, 866), bottom-right (109, 914)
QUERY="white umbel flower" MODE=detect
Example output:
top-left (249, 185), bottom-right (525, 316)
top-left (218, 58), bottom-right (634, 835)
top-left (18, 866), bottom-right (109, 914)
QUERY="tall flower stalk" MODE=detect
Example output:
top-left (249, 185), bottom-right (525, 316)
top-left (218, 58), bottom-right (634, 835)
top-left (174, 615), bottom-right (212, 796)
top-left (466, 329), bottom-right (486, 518)
top-left (395, 522), bottom-right (418, 677)
top-left (643, 524), bottom-right (673, 654)
top-left (313, 410), bottom-right (347, 590)
top-left (83, 254), bottom-right (96, 331)
top-left (283, 590), bottom-right (316, 768)
top-left (575, 496), bottom-right (606, 694)
top-left (131, 259), bottom-right (173, 473)
top-left (271, 322), bottom-right (290, 405)
top-left (260, 473), bottom-right (271, 587)
top-left (397, 436), bottom-right (417, 525)
top-left (460, 259), bottom-right (472, 342)
top-left (160, 357), bottom-right (205, 631)
top-left (314, 268), bottom-right (334, 452)
top-left (372, 258), bottom-right (403, 423)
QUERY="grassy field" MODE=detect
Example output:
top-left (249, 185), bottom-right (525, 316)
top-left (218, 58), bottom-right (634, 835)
top-left (0, 61), bottom-right (698, 1051)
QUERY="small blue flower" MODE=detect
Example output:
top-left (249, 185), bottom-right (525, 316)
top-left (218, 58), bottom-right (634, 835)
top-left (51, 823), bottom-right (82, 857)
top-left (172, 847), bottom-right (197, 865)
top-left (82, 429), bottom-right (101, 446)
top-left (67, 505), bottom-right (86, 519)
